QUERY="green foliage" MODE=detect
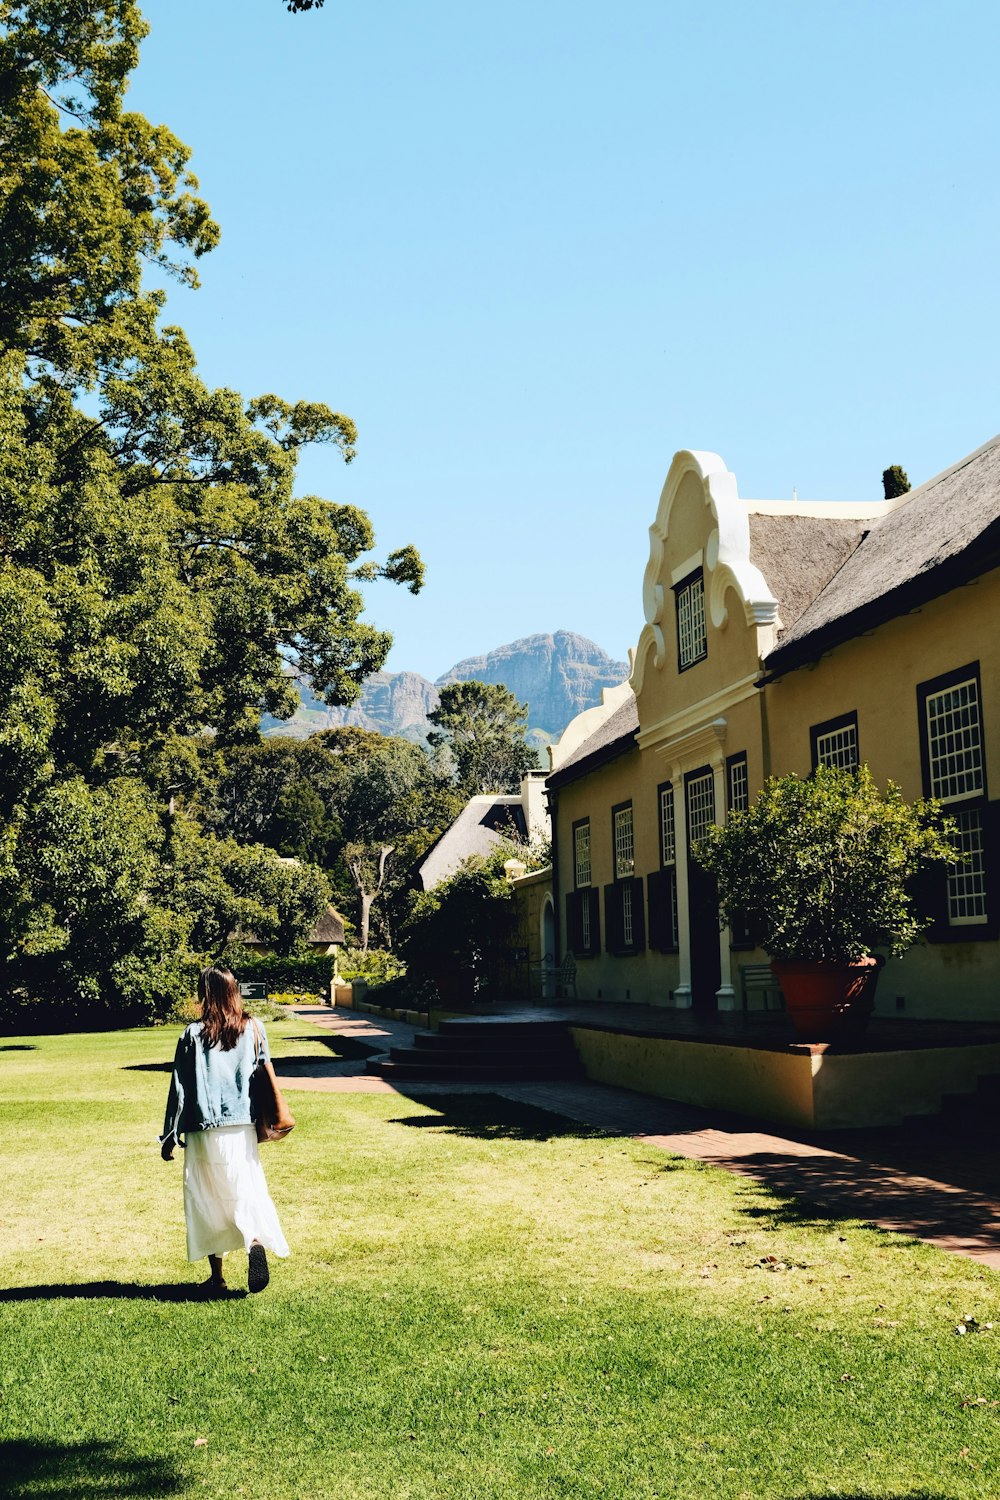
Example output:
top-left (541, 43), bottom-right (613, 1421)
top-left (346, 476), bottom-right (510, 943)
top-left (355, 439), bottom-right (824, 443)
top-left (402, 847), bottom-right (520, 1001)
top-left (428, 680), bottom-right (538, 796)
top-left (337, 945), bottom-right (405, 984)
top-left (0, 2), bottom-right (419, 1015)
top-left (882, 464), bottom-right (911, 499)
top-left (223, 949), bottom-right (337, 996)
top-left (696, 764), bottom-right (960, 964)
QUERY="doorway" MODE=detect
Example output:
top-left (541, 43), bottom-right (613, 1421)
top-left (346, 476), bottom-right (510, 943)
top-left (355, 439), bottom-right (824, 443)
top-left (541, 898), bottom-right (555, 999)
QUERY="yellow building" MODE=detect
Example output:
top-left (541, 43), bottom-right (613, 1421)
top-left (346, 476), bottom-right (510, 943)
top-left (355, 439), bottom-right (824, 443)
top-left (548, 437), bottom-right (1000, 1023)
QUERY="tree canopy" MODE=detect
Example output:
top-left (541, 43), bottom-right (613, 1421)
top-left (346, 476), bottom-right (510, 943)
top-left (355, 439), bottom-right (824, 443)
top-left (427, 681), bottom-right (537, 797)
top-left (0, 1), bottom-right (422, 1017)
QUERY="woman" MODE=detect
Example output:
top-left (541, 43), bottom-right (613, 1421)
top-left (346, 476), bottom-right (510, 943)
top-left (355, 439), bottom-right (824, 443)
top-left (160, 966), bottom-right (290, 1296)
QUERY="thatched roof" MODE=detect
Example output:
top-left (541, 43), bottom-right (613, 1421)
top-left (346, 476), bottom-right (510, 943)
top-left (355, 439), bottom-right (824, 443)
top-left (749, 512), bottom-right (871, 636)
top-left (547, 693), bottom-right (640, 788)
top-left (763, 434), bottom-right (1000, 677)
top-left (417, 796), bottom-right (528, 889)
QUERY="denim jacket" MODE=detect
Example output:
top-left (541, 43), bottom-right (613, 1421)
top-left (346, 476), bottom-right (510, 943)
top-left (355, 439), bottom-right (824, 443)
top-left (160, 1019), bottom-right (270, 1143)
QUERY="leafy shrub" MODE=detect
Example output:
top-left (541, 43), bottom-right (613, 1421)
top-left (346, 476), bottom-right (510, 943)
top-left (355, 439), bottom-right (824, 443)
top-left (695, 764), bottom-right (959, 964)
top-left (223, 950), bottom-right (336, 997)
top-left (338, 946), bottom-right (405, 984)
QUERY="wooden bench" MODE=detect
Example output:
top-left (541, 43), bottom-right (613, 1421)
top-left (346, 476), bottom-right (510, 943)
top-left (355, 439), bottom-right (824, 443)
top-left (531, 952), bottom-right (578, 1001)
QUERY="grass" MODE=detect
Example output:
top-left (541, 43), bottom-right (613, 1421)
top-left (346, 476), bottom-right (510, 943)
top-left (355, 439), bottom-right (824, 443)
top-left (4, 1017), bottom-right (1000, 1498)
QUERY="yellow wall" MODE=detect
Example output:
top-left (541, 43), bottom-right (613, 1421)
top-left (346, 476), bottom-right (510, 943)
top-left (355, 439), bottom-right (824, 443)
top-left (551, 446), bottom-right (1000, 1023)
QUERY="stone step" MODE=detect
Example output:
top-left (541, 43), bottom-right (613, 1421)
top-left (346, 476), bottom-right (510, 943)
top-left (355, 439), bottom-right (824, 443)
top-left (387, 1044), bottom-right (577, 1068)
top-left (368, 1058), bottom-right (584, 1082)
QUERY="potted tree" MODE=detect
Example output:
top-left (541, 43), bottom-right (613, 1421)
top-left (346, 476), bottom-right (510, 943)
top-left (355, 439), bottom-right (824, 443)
top-left (696, 765), bottom-right (959, 1040)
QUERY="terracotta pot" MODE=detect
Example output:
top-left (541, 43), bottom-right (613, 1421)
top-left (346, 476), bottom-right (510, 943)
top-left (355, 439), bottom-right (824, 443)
top-left (770, 956), bottom-right (883, 1042)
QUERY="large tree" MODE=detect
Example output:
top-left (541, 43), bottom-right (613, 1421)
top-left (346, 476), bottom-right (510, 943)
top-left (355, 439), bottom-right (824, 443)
top-left (0, 2), bottom-right (421, 1014)
top-left (427, 681), bottom-right (537, 797)
top-left (317, 728), bottom-right (460, 951)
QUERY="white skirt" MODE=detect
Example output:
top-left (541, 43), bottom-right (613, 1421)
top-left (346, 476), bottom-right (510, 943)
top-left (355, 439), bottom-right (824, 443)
top-left (183, 1123), bottom-right (290, 1262)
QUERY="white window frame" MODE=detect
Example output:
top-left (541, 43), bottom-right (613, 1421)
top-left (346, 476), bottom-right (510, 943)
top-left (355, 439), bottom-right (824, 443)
top-left (926, 678), bottom-right (984, 804)
top-left (613, 805), bottom-right (634, 881)
top-left (727, 755), bottom-right (749, 814)
top-left (676, 572), bottom-right (707, 670)
top-left (574, 821), bottom-right (591, 889)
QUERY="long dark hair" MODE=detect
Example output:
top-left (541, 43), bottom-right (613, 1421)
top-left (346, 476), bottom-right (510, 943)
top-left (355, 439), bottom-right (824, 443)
top-left (197, 967), bottom-right (247, 1050)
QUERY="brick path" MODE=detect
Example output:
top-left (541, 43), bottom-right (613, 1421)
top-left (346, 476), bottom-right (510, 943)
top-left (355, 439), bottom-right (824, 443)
top-left (280, 1006), bottom-right (1000, 1268)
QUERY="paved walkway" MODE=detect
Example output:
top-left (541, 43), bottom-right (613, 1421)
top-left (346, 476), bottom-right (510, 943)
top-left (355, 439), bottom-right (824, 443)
top-left (279, 1006), bottom-right (1000, 1268)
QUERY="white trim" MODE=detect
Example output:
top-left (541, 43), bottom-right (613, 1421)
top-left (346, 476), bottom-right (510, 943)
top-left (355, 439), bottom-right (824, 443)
top-left (671, 550), bottom-right (704, 585)
top-left (658, 718), bottom-right (728, 782)
top-left (637, 672), bottom-right (758, 751)
top-left (630, 451), bottom-right (779, 696)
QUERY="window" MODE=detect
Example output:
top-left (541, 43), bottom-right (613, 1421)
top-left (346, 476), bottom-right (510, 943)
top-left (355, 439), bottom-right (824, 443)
top-left (925, 677), bottom-right (984, 802)
top-left (648, 782), bottom-right (679, 951)
top-left (568, 818), bottom-right (599, 957)
top-left (949, 810), bottom-right (988, 924)
top-left (574, 820), bottom-right (591, 888)
top-left (659, 782), bottom-right (676, 865)
top-left (917, 663), bottom-right (993, 936)
top-left (810, 712), bottom-right (859, 773)
top-left (675, 571), bottom-right (707, 670)
top-left (613, 804), bottom-right (634, 880)
top-left (606, 802), bottom-right (645, 955)
top-left (686, 769), bottom-right (716, 847)
top-left (727, 752), bottom-right (749, 814)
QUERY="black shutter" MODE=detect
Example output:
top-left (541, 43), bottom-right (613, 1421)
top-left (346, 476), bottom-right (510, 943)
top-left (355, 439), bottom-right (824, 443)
top-left (985, 800), bottom-right (1000, 939)
top-left (565, 892), bottom-right (581, 957)
top-left (911, 860), bottom-right (949, 943)
top-left (647, 869), bottom-right (668, 951)
top-left (629, 876), bottom-right (646, 952)
top-left (587, 887), bottom-right (601, 956)
top-left (604, 883), bottom-right (621, 954)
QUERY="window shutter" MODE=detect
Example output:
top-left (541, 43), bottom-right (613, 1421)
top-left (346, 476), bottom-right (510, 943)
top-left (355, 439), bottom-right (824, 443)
top-left (911, 863), bottom-right (948, 944)
top-left (985, 799), bottom-right (1000, 939)
top-left (565, 892), bottom-right (581, 957)
top-left (629, 876), bottom-right (646, 951)
top-left (604, 883), bottom-right (621, 954)
top-left (647, 869), bottom-right (668, 950)
top-left (587, 887), bottom-right (601, 956)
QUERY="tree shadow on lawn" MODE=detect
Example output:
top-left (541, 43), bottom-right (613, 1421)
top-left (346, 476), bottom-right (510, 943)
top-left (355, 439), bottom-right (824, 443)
top-left (123, 1035), bottom-right (375, 1076)
top-left (0, 1043), bottom-right (35, 1050)
top-left (389, 1092), bottom-right (613, 1142)
top-left (2, 1438), bottom-right (183, 1497)
top-left (0, 1281), bottom-right (247, 1303)
top-left (649, 1148), bottom-right (993, 1253)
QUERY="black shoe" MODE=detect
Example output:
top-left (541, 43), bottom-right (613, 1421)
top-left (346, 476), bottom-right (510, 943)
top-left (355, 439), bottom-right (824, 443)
top-left (248, 1243), bottom-right (269, 1294)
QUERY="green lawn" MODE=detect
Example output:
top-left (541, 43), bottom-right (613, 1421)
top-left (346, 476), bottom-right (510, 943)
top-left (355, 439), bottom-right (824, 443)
top-left (4, 1018), bottom-right (1000, 1499)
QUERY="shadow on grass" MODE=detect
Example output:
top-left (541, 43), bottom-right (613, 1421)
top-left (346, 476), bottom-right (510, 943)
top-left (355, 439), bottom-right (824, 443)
top-left (389, 1092), bottom-right (612, 1141)
top-left (791, 1494), bottom-right (949, 1499)
top-left (0, 1281), bottom-right (247, 1303)
top-left (1, 1438), bottom-right (183, 1496)
top-left (644, 1148), bottom-right (980, 1250)
top-left (0, 1043), bottom-right (35, 1050)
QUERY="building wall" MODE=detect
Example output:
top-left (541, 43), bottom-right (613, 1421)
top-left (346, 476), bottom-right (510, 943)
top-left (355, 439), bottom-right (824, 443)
top-left (549, 449), bottom-right (1000, 1022)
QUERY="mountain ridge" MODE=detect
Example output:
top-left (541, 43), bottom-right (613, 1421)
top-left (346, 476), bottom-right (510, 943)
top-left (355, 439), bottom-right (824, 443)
top-left (262, 630), bottom-right (629, 743)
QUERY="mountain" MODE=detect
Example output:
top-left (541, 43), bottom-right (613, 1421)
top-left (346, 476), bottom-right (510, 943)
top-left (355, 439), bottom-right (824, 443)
top-left (436, 631), bottom-right (629, 734)
top-left (262, 631), bottom-right (629, 743)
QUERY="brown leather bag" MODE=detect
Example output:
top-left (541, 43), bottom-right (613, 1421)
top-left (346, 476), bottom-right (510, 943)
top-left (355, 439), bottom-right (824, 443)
top-left (249, 1017), bottom-right (296, 1143)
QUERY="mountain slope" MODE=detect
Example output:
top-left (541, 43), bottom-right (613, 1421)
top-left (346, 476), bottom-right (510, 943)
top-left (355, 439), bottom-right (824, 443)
top-left (262, 631), bottom-right (629, 742)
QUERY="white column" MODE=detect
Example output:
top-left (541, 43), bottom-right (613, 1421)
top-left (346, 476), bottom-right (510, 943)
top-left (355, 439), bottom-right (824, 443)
top-left (712, 758), bottom-right (737, 1011)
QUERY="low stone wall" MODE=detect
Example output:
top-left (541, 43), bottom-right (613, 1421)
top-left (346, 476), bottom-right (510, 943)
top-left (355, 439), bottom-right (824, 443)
top-left (569, 1025), bottom-right (1000, 1129)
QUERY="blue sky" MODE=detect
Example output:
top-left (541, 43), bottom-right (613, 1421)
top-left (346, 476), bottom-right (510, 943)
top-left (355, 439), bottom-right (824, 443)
top-left (132, 0), bottom-right (1000, 680)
